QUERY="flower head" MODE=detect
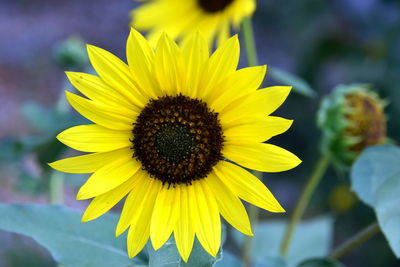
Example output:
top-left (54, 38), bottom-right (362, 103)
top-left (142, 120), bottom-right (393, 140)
top-left (317, 84), bottom-right (387, 168)
top-left (131, 0), bottom-right (256, 45)
top-left (50, 29), bottom-right (301, 261)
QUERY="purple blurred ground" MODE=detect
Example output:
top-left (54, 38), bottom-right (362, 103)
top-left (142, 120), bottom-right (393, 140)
top-left (0, 0), bottom-right (135, 137)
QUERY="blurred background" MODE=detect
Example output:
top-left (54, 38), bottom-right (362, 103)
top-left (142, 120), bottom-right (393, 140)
top-left (0, 0), bottom-right (399, 266)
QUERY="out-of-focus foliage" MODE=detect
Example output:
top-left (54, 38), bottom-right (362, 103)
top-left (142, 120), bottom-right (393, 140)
top-left (147, 237), bottom-right (223, 267)
top-left (298, 258), bottom-right (344, 267)
top-left (0, 204), bottom-right (147, 267)
top-left (232, 216), bottom-right (335, 267)
top-left (351, 145), bottom-right (400, 258)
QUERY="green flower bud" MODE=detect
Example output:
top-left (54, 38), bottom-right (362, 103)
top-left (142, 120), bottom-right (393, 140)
top-left (317, 84), bottom-right (387, 168)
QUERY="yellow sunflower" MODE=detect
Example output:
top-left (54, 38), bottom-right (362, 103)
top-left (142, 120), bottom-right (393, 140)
top-left (50, 28), bottom-right (301, 262)
top-left (131, 0), bottom-right (256, 45)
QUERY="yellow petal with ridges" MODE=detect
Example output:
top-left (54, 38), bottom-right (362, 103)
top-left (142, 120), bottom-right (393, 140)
top-left (209, 65), bottom-right (266, 111)
top-left (214, 161), bottom-right (285, 212)
top-left (86, 44), bottom-right (148, 108)
top-left (77, 152), bottom-right (141, 200)
top-left (81, 177), bottom-right (137, 222)
top-left (127, 222), bottom-right (150, 259)
top-left (198, 35), bottom-right (239, 100)
top-left (224, 142), bottom-right (301, 173)
top-left (65, 92), bottom-right (134, 130)
top-left (126, 178), bottom-right (161, 258)
top-left (181, 32), bottom-right (209, 98)
top-left (206, 172), bottom-right (253, 236)
top-left (49, 148), bottom-right (130, 174)
top-left (174, 185), bottom-right (195, 262)
top-left (65, 72), bottom-right (138, 113)
top-left (219, 86), bottom-right (292, 128)
top-left (193, 180), bottom-right (221, 257)
top-left (224, 116), bottom-right (293, 143)
top-left (127, 28), bottom-right (163, 99)
top-left (154, 33), bottom-right (183, 95)
top-left (57, 124), bottom-right (132, 153)
top-left (116, 172), bottom-right (161, 236)
top-left (150, 185), bottom-right (180, 250)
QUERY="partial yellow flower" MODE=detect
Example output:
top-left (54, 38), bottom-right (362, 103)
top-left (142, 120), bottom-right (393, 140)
top-left (50, 28), bottom-right (301, 262)
top-left (131, 0), bottom-right (256, 45)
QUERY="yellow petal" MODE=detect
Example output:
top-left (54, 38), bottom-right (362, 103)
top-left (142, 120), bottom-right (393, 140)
top-left (65, 72), bottom-right (138, 113)
top-left (174, 185), bottom-right (195, 262)
top-left (224, 116), bottom-right (293, 143)
top-left (116, 172), bottom-right (161, 236)
top-left (49, 148), bottom-right (130, 174)
top-left (57, 124), bottom-right (132, 153)
top-left (216, 19), bottom-right (230, 46)
top-left (209, 65), bottom-right (267, 111)
top-left (219, 86), bottom-right (292, 128)
top-left (81, 178), bottom-right (137, 222)
top-left (214, 161), bottom-right (285, 212)
top-left (127, 221), bottom-right (150, 259)
top-left (126, 176), bottom-right (161, 258)
top-left (87, 45), bottom-right (149, 108)
top-left (77, 151), bottom-right (141, 199)
top-left (193, 180), bottom-right (221, 257)
top-left (66, 92), bottom-right (134, 130)
top-left (223, 142), bottom-right (301, 173)
top-left (154, 34), bottom-right (183, 95)
top-left (126, 28), bottom-right (163, 99)
top-left (206, 172), bottom-right (253, 236)
top-left (198, 35), bottom-right (240, 100)
top-left (181, 32), bottom-right (209, 98)
top-left (150, 186), bottom-right (180, 250)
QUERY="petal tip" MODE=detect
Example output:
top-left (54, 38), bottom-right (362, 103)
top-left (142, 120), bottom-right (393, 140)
top-left (76, 188), bottom-right (90, 200)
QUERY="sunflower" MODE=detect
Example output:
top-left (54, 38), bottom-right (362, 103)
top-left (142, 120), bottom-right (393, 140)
top-left (131, 0), bottom-right (256, 45)
top-left (50, 28), bottom-right (301, 262)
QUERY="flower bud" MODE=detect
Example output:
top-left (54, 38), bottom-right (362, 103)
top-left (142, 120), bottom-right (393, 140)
top-left (317, 84), bottom-right (387, 168)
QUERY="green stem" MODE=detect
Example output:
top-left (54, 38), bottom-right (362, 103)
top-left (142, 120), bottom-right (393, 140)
top-left (280, 154), bottom-right (330, 256)
top-left (240, 16), bottom-right (259, 267)
top-left (241, 17), bottom-right (258, 67)
top-left (329, 222), bottom-right (380, 259)
top-left (49, 171), bottom-right (64, 205)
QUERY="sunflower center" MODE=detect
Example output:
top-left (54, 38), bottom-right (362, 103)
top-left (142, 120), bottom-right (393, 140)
top-left (197, 0), bottom-right (234, 13)
top-left (132, 94), bottom-right (224, 186)
top-left (155, 125), bottom-right (195, 163)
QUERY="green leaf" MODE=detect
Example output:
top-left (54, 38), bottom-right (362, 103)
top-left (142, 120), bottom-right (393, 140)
top-left (268, 67), bottom-right (317, 98)
top-left (0, 203), bottom-right (147, 267)
top-left (147, 237), bottom-right (222, 267)
top-left (214, 252), bottom-right (242, 267)
top-left (351, 144), bottom-right (400, 258)
top-left (298, 258), bottom-right (344, 267)
top-left (233, 216), bottom-right (333, 267)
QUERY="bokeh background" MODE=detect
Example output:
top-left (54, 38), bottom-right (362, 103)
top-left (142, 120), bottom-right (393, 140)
top-left (1, 0), bottom-right (400, 266)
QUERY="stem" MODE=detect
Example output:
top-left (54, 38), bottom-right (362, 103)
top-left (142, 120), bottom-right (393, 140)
top-left (329, 222), bottom-right (380, 259)
top-left (240, 17), bottom-right (259, 267)
top-left (241, 17), bottom-right (258, 67)
top-left (49, 171), bottom-right (64, 204)
top-left (280, 154), bottom-right (330, 256)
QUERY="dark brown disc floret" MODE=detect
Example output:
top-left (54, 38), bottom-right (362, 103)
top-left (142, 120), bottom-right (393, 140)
top-left (132, 94), bottom-right (224, 186)
top-left (197, 0), bottom-right (234, 13)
